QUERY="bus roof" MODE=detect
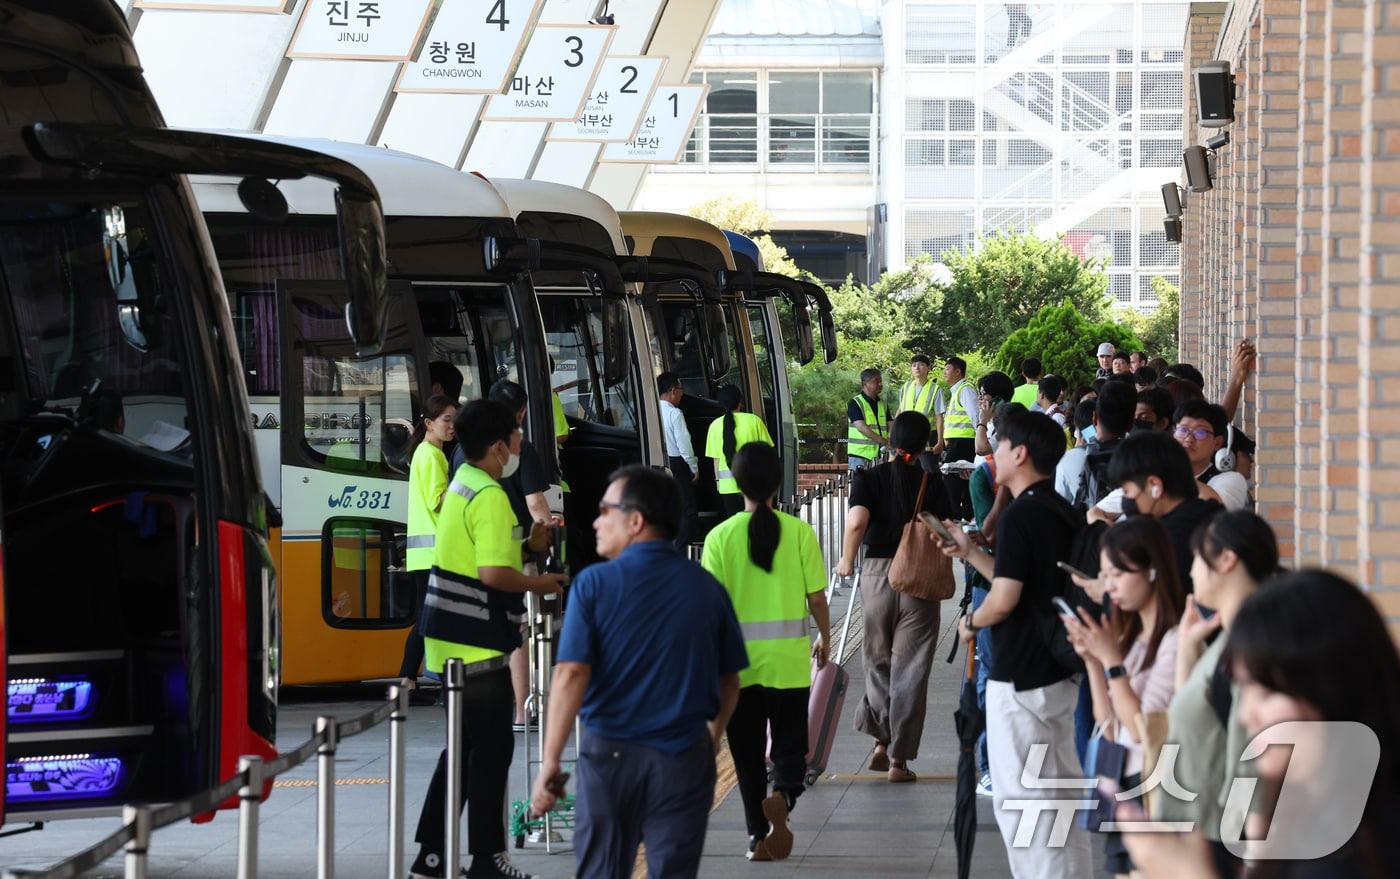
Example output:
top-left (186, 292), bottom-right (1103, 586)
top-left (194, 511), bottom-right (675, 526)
top-left (489, 178), bottom-right (627, 256)
top-left (724, 230), bottom-right (764, 272)
top-left (190, 134), bottom-right (512, 219)
top-left (620, 211), bottom-right (736, 272)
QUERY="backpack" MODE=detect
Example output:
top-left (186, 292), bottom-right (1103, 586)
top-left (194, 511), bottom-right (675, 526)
top-left (1073, 438), bottom-right (1122, 511)
top-left (1018, 486), bottom-right (1103, 677)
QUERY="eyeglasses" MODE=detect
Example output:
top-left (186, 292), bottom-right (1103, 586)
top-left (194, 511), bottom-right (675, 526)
top-left (1174, 426), bottom-right (1214, 442)
top-left (597, 500), bottom-right (636, 516)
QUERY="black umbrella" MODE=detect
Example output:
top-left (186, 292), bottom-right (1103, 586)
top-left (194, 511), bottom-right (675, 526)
top-left (952, 640), bottom-right (983, 879)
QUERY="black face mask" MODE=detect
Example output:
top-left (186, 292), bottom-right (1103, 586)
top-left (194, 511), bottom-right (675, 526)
top-left (1121, 495), bottom-right (1142, 518)
top-left (1133, 419), bottom-right (1156, 433)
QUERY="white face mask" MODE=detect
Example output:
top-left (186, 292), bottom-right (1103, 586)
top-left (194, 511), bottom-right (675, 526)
top-left (500, 450), bottom-right (520, 479)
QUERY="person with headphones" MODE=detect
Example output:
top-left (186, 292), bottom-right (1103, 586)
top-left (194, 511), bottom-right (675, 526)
top-left (1170, 400), bottom-right (1249, 511)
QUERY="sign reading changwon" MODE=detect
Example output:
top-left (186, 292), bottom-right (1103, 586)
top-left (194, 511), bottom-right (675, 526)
top-left (395, 0), bottom-right (543, 94)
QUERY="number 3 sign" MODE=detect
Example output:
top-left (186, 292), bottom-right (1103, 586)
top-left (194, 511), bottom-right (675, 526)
top-left (481, 23), bottom-right (615, 122)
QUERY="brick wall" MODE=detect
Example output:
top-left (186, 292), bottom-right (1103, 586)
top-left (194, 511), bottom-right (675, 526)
top-left (1184, 0), bottom-right (1400, 630)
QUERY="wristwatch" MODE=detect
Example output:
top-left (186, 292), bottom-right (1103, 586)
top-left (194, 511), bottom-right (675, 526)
top-left (1105, 664), bottom-right (1128, 680)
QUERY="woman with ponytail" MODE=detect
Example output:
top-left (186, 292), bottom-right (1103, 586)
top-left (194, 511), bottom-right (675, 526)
top-left (399, 393), bottom-right (457, 703)
top-left (701, 442), bottom-right (830, 862)
top-left (705, 384), bottom-right (773, 518)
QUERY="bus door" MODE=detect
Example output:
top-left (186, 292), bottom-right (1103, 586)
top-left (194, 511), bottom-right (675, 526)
top-left (276, 280), bottom-right (429, 685)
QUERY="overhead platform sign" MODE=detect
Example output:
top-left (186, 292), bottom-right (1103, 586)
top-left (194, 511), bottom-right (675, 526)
top-left (288, 0), bottom-right (434, 60)
top-left (601, 84), bottom-right (707, 164)
top-left (134, 0), bottom-right (292, 10)
top-left (481, 23), bottom-right (614, 122)
top-left (549, 56), bottom-right (666, 143)
top-left (395, 0), bottom-right (543, 94)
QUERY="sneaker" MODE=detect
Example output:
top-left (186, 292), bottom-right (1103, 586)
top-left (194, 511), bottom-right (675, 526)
top-left (467, 852), bottom-right (538, 879)
top-left (976, 772), bottom-right (993, 798)
top-left (408, 851), bottom-right (466, 879)
top-left (409, 688), bottom-right (439, 707)
top-left (746, 835), bottom-right (772, 862)
top-left (760, 792), bottom-right (793, 860)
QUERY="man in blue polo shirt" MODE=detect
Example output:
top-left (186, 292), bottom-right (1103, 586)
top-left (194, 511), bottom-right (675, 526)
top-left (530, 465), bottom-right (748, 879)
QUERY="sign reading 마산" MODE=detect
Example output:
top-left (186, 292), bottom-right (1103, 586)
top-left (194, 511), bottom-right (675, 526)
top-left (287, 0), bottom-right (433, 61)
top-left (394, 0), bottom-right (543, 95)
top-left (548, 56), bottom-right (667, 143)
top-left (480, 24), bottom-right (614, 123)
top-left (600, 84), bottom-right (707, 164)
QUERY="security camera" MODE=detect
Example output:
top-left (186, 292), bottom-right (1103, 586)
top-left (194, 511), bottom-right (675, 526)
top-left (1164, 217), bottom-right (1183, 243)
top-left (1161, 182), bottom-right (1185, 218)
top-left (1183, 146), bottom-right (1213, 193)
top-left (1207, 132), bottom-right (1230, 150)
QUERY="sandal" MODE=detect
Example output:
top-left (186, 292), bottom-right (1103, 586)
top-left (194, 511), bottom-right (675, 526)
top-left (868, 744), bottom-right (890, 772)
top-left (888, 763), bottom-right (917, 783)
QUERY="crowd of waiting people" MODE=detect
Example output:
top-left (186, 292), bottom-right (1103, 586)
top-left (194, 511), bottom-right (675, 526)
top-left (393, 343), bottom-right (1398, 879)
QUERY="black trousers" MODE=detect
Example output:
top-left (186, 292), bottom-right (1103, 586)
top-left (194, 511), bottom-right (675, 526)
top-left (398, 569), bottom-right (429, 678)
top-left (942, 438), bottom-right (976, 519)
top-left (414, 667), bottom-right (514, 858)
top-left (720, 493), bottom-right (745, 519)
top-left (669, 456), bottom-right (698, 550)
top-left (725, 685), bottom-right (810, 838)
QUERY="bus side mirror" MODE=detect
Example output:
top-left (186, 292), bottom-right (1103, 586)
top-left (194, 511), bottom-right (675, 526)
top-left (818, 307), bottom-right (837, 364)
top-left (335, 188), bottom-right (389, 357)
top-left (792, 298), bottom-right (815, 366)
top-left (706, 302), bottom-right (731, 377)
top-left (602, 297), bottom-right (631, 387)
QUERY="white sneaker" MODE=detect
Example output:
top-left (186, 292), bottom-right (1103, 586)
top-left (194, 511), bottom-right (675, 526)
top-left (976, 772), bottom-right (993, 798)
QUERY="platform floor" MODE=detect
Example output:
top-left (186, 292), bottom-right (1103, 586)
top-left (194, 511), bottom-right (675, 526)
top-left (1, 582), bottom-right (1024, 878)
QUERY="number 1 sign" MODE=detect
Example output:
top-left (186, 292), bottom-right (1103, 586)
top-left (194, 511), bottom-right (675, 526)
top-left (395, 0), bottom-right (544, 95)
top-left (600, 84), bottom-right (707, 164)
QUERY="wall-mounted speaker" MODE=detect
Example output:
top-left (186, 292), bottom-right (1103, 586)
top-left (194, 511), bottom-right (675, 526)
top-left (1196, 60), bottom-right (1235, 128)
top-left (1183, 146), bottom-right (1213, 193)
top-left (1161, 182), bottom-right (1184, 218)
top-left (1164, 217), bottom-right (1183, 243)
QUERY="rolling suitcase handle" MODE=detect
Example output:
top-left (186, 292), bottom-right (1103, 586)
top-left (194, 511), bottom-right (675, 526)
top-left (832, 569), bottom-right (860, 662)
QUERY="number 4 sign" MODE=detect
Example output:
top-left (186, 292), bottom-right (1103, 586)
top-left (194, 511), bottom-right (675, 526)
top-left (481, 23), bottom-right (615, 122)
top-left (601, 84), bottom-right (708, 164)
top-left (549, 56), bottom-right (667, 143)
top-left (395, 0), bottom-right (544, 95)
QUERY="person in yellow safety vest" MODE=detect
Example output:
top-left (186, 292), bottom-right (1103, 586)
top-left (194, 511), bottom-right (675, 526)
top-left (707, 384), bottom-right (774, 519)
top-left (847, 368), bottom-right (890, 472)
top-left (897, 354), bottom-right (941, 438)
top-left (1011, 356), bottom-right (1043, 409)
top-left (701, 442), bottom-right (831, 862)
top-left (941, 356), bottom-right (979, 519)
top-left (411, 399), bottom-right (565, 879)
top-left (400, 394), bottom-right (459, 707)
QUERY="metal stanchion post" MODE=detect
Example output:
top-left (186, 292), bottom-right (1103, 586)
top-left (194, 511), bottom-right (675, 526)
top-left (816, 486), bottom-right (828, 571)
top-left (124, 805), bottom-right (150, 879)
top-left (387, 685), bottom-right (408, 879)
top-left (317, 715), bottom-right (338, 879)
top-left (237, 756), bottom-right (263, 879)
top-left (443, 659), bottom-right (466, 879)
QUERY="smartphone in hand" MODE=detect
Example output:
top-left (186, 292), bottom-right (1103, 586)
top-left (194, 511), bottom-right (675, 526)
top-left (1056, 560), bottom-right (1093, 581)
top-left (1051, 596), bottom-right (1077, 619)
top-left (917, 511), bottom-right (956, 542)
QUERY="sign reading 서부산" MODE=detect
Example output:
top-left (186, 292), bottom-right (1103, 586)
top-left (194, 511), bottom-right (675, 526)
top-left (548, 56), bottom-right (667, 143)
top-left (394, 0), bottom-right (544, 95)
top-left (287, 0), bottom-right (434, 61)
top-left (600, 84), bottom-right (708, 164)
top-left (480, 24), bottom-right (615, 123)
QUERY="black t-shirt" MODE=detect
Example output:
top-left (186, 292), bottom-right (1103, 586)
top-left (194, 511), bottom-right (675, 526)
top-left (990, 480), bottom-right (1078, 691)
top-left (848, 454), bottom-right (949, 557)
top-left (451, 438), bottom-right (547, 530)
top-left (1160, 496), bottom-right (1222, 589)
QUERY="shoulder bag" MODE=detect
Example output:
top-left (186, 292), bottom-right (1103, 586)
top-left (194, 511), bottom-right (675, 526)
top-left (888, 470), bottom-right (956, 601)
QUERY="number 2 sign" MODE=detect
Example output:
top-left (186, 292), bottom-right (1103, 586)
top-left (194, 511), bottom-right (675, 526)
top-left (395, 0), bottom-right (544, 95)
top-left (549, 55), bottom-right (667, 143)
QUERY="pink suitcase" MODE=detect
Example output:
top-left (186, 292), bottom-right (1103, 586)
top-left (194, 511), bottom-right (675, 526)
top-left (803, 657), bottom-right (849, 784)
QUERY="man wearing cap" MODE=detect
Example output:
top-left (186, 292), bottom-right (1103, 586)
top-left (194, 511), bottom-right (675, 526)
top-left (1095, 343), bottom-right (1116, 380)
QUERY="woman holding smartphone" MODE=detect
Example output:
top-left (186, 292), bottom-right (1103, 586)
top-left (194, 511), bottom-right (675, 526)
top-left (1063, 517), bottom-right (1185, 877)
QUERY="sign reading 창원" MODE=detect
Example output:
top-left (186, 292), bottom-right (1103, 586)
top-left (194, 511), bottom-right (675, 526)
top-left (549, 56), bottom-right (667, 143)
top-left (601, 84), bottom-right (707, 164)
top-left (480, 24), bottom-right (614, 122)
top-left (288, 0), bottom-right (434, 61)
top-left (394, 0), bottom-right (544, 94)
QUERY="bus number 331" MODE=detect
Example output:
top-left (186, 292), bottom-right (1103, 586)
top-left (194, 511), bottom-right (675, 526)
top-left (328, 486), bottom-right (393, 510)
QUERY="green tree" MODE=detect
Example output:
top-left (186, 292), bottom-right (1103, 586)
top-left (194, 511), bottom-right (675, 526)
top-left (996, 300), bottom-right (1143, 390)
top-left (687, 195), bottom-right (800, 277)
top-left (906, 231), bottom-right (1111, 357)
top-left (1110, 277), bottom-right (1180, 361)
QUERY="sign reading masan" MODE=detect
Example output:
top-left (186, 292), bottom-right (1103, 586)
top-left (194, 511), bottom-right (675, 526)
top-left (601, 84), bottom-right (707, 164)
top-left (481, 24), bottom-right (614, 123)
top-left (549, 56), bottom-right (666, 143)
top-left (395, 0), bottom-right (543, 94)
top-left (288, 0), bottom-right (434, 61)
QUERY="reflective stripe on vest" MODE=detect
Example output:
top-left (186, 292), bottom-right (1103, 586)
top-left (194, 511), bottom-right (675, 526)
top-left (448, 480), bottom-right (477, 501)
top-left (899, 380), bottom-right (937, 417)
top-left (717, 469), bottom-right (733, 480)
top-left (407, 535), bottom-right (436, 550)
top-left (740, 618), bottom-right (809, 641)
top-left (944, 379), bottom-right (975, 438)
top-left (847, 394), bottom-right (888, 460)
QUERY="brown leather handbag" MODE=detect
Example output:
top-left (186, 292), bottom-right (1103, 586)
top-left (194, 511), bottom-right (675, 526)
top-left (887, 471), bottom-right (956, 601)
